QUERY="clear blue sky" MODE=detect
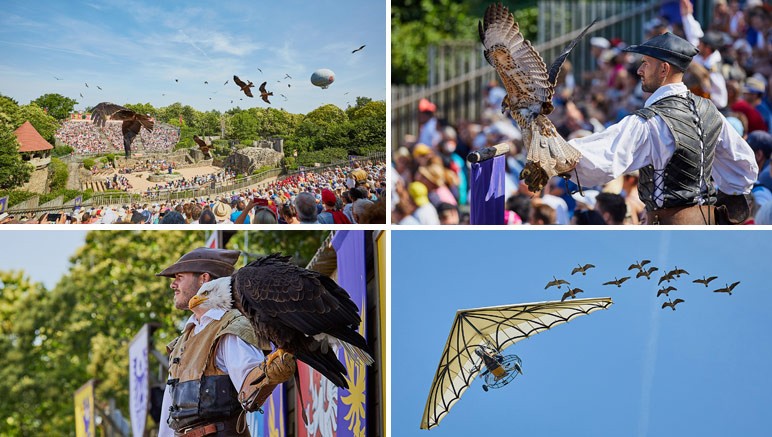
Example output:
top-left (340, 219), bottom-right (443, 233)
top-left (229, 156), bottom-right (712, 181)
top-left (393, 230), bottom-right (772, 437)
top-left (0, 0), bottom-right (386, 114)
top-left (0, 230), bottom-right (86, 289)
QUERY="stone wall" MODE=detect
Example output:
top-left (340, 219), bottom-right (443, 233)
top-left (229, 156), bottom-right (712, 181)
top-left (223, 147), bottom-right (283, 174)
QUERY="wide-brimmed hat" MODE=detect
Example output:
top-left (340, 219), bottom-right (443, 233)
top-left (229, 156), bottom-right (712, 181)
top-left (213, 202), bottom-right (232, 221)
top-left (156, 247), bottom-right (240, 278)
top-left (624, 32), bottom-right (698, 72)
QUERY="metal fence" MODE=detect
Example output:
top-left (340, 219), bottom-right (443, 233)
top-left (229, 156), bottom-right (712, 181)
top-left (391, 0), bottom-right (712, 150)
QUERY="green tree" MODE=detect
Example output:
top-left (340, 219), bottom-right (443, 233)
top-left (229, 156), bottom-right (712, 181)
top-left (17, 104), bottom-right (60, 143)
top-left (228, 111), bottom-right (259, 142)
top-left (30, 93), bottom-right (78, 121)
top-left (0, 127), bottom-right (33, 189)
top-left (48, 157), bottom-right (68, 192)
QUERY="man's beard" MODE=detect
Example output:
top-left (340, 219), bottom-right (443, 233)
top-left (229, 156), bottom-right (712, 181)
top-left (641, 74), bottom-right (664, 93)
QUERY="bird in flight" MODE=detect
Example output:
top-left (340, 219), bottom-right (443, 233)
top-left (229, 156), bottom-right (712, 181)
top-left (544, 276), bottom-right (570, 290)
top-left (571, 263), bottom-right (595, 276)
top-left (636, 266), bottom-right (659, 280)
top-left (667, 266), bottom-right (689, 278)
top-left (204, 81), bottom-right (208, 84)
top-left (561, 286), bottom-right (584, 302)
top-left (662, 298), bottom-right (685, 311)
top-left (603, 276), bottom-right (630, 287)
top-left (627, 260), bottom-right (651, 271)
top-left (257, 67), bottom-right (263, 73)
top-left (657, 286), bottom-right (677, 297)
top-left (693, 276), bottom-right (718, 287)
top-left (352, 44), bottom-right (366, 53)
top-left (280, 94), bottom-right (288, 101)
top-left (658, 271), bottom-right (675, 285)
top-left (713, 281), bottom-right (740, 295)
top-left (284, 73), bottom-right (292, 79)
top-left (90, 102), bottom-right (154, 159)
top-left (223, 79), bottom-right (229, 85)
top-left (96, 85), bottom-right (102, 90)
top-left (53, 76), bottom-right (62, 80)
top-left (233, 75), bottom-right (254, 97)
top-left (259, 81), bottom-right (273, 104)
top-left (193, 135), bottom-right (212, 158)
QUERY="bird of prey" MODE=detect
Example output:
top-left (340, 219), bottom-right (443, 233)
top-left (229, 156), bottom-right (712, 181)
top-left (636, 266), bottom-right (659, 280)
top-left (603, 276), bottom-right (630, 287)
top-left (257, 67), bottom-right (263, 73)
top-left (627, 259), bottom-right (651, 271)
top-left (224, 79), bottom-right (229, 85)
top-left (284, 73), bottom-right (292, 79)
top-left (233, 75), bottom-right (254, 97)
top-left (194, 254), bottom-right (373, 390)
top-left (288, 83), bottom-right (291, 88)
top-left (175, 78), bottom-right (179, 82)
top-left (280, 94), bottom-right (288, 101)
top-left (571, 263), bottom-right (595, 276)
top-left (85, 82), bottom-right (89, 88)
top-left (193, 135), bottom-right (211, 158)
top-left (91, 102), bottom-right (154, 158)
top-left (79, 93), bottom-right (83, 98)
top-left (544, 276), bottom-right (570, 290)
top-left (204, 80), bottom-right (208, 84)
top-left (658, 271), bottom-right (675, 285)
top-left (713, 281), bottom-right (740, 295)
top-left (561, 286), bottom-right (584, 302)
top-left (352, 44), bottom-right (366, 53)
top-left (479, 3), bottom-right (597, 191)
top-left (344, 92), bottom-right (350, 95)
top-left (657, 286), bottom-right (677, 297)
top-left (668, 266), bottom-right (690, 278)
top-left (53, 76), bottom-right (62, 80)
top-left (693, 276), bottom-right (718, 287)
top-left (662, 298), bottom-right (685, 311)
top-left (96, 85), bottom-right (102, 90)
top-left (259, 81), bottom-right (273, 104)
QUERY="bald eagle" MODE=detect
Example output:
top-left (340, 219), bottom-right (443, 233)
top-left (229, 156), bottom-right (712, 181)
top-left (194, 253), bottom-right (373, 389)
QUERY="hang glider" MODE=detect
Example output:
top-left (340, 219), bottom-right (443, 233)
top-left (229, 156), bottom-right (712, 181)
top-left (420, 297), bottom-right (613, 430)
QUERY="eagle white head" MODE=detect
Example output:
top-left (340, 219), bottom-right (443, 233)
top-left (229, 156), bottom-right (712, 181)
top-left (188, 276), bottom-right (233, 311)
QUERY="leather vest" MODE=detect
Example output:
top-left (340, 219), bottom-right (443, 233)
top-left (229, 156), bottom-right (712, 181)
top-left (635, 93), bottom-right (723, 210)
top-left (166, 309), bottom-right (263, 431)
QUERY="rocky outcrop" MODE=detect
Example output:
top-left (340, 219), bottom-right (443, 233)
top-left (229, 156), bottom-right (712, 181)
top-left (224, 147), bottom-right (283, 174)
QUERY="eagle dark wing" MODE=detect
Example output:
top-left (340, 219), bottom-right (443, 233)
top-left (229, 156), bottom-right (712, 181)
top-left (232, 254), bottom-right (370, 389)
top-left (91, 102), bottom-right (136, 128)
top-left (193, 135), bottom-right (211, 155)
top-left (233, 75), bottom-right (247, 88)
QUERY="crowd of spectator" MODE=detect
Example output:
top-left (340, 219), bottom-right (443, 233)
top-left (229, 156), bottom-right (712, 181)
top-left (393, 0), bottom-right (772, 225)
top-left (55, 120), bottom-right (180, 155)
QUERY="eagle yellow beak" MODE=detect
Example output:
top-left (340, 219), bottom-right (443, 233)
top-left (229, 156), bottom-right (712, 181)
top-left (188, 295), bottom-right (208, 309)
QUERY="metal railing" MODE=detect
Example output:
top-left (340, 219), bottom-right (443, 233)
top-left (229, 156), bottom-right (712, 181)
top-left (391, 0), bottom-right (712, 150)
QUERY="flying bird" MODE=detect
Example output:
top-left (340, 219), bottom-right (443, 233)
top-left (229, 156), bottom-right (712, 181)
top-left (713, 281), bottom-right (740, 295)
top-left (544, 276), bottom-right (570, 290)
top-left (175, 78), bottom-right (179, 83)
top-left (85, 82), bottom-right (89, 88)
top-left (96, 85), bottom-right (102, 90)
top-left (479, 3), bottom-right (596, 191)
top-left (259, 81), bottom-right (273, 104)
top-left (91, 102), bottom-right (154, 158)
top-left (194, 254), bottom-right (373, 390)
top-left (628, 260), bottom-right (651, 271)
top-left (280, 94), bottom-right (288, 101)
top-left (693, 276), bottom-right (718, 287)
top-left (284, 73), bottom-right (292, 79)
top-left (662, 298), bottom-right (685, 311)
top-left (657, 286), bottom-right (677, 297)
top-left (257, 67), bottom-right (263, 73)
top-left (53, 76), bottom-right (62, 80)
top-left (561, 286), bottom-right (584, 302)
top-left (224, 79), bottom-right (229, 85)
top-left (603, 276), bottom-right (630, 287)
top-left (658, 271), bottom-right (675, 285)
top-left (571, 263), bottom-right (595, 276)
top-left (204, 80), bottom-right (208, 84)
top-left (636, 266), bottom-right (659, 280)
top-left (668, 267), bottom-right (689, 277)
top-left (233, 75), bottom-right (254, 97)
top-left (79, 93), bottom-right (83, 98)
top-left (352, 44), bottom-right (366, 53)
top-left (193, 135), bottom-right (211, 158)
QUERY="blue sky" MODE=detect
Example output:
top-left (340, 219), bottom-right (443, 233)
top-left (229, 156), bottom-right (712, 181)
top-left (0, 230), bottom-right (86, 289)
top-left (392, 230), bottom-right (772, 437)
top-left (0, 0), bottom-right (386, 115)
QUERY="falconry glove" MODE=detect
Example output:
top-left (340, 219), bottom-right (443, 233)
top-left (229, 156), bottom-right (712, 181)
top-left (238, 351), bottom-right (296, 412)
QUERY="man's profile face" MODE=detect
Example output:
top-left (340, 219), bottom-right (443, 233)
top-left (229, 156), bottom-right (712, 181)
top-left (637, 55), bottom-right (666, 93)
top-left (171, 272), bottom-right (203, 310)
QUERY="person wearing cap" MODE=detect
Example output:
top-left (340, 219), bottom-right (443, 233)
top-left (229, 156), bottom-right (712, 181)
top-left (157, 248), bottom-right (294, 437)
top-left (742, 77), bottom-right (772, 133)
top-left (408, 181), bottom-right (440, 225)
top-left (317, 188), bottom-right (351, 224)
top-left (567, 32), bottom-right (757, 225)
top-left (417, 98), bottom-right (441, 149)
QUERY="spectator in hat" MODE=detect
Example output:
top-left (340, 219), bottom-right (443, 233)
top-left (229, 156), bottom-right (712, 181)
top-left (566, 31), bottom-right (757, 224)
top-left (728, 79), bottom-right (768, 133)
top-left (212, 202), bottom-right (233, 224)
top-left (408, 181), bottom-right (440, 225)
top-left (742, 77), bottom-right (772, 133)
top-left (317, 189), bottom-right (351, 224)
top-left (417, 98), bottom-right (441, 149)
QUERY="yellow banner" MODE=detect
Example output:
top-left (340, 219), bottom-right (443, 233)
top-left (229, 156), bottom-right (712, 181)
top-left (74, 380), bottom-right (96, 437)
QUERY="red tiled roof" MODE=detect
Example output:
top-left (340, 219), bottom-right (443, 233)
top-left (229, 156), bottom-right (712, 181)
top-left (14, 121), bottom-right (54, 152)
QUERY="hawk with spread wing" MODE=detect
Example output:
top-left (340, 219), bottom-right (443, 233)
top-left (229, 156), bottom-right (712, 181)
top-left (479, 3), bottom-right (596, 191)
top-left (234, 75), bottom-right (254, 97)
top-left (91, 102), bottom-right (154, 158)
top-left (193, 135), bottom-right (211, 158)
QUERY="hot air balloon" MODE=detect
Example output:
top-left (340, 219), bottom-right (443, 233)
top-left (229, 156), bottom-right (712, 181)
top-left (311, 68), bottom-right (335, 89)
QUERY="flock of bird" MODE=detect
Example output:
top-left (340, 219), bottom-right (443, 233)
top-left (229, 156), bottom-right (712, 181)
top-left (55, 44), bottom-right (367, 109)
top-left (544, 260), bottom-right (741, 311)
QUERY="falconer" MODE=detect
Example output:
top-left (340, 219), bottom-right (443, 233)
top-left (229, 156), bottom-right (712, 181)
top-left (157, 247), bottom-right (295, 437)
top-left (567, 32), bottom-right (757, 224)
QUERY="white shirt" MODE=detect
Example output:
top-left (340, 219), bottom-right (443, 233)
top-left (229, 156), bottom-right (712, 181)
top-left (569, 83), bottom-right (757, 208)
top-left (158, 309), bottom-right (264, 436)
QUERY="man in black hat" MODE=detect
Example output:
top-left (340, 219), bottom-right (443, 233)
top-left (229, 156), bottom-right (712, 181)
top-left (566, 32), bottom-right (757, 224)
top-left (156, 248), bottom-right (295, 437)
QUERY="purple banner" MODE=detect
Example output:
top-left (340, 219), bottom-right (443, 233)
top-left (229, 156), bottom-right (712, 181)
top-left (331, 231), bottom-right (367, 437)
top-left (470, 154), bottom-right (506, 225)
